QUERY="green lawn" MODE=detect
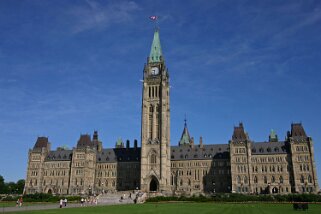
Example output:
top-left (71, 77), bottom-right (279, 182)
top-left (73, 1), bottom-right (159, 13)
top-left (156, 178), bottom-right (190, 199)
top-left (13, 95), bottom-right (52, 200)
top-left (6, 203), bottom-right (321, 214)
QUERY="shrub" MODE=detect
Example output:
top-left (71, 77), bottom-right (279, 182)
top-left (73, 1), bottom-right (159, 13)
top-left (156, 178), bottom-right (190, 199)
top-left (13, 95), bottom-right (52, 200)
top-left (145, 193), bottom-right (321, 203)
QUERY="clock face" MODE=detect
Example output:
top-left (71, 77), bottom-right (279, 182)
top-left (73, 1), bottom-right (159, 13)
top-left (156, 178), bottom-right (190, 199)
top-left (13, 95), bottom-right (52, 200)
top-left (151, 67), bottom-right (159, 75)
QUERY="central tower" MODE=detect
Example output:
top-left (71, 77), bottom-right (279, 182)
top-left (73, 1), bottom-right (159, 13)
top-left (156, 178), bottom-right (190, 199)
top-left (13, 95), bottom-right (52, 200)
top-left (140, 29), bottom-right (171, 193)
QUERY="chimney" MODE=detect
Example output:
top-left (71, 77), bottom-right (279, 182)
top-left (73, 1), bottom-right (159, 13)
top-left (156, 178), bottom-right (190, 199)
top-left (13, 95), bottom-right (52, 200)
top-left (93, 131), bottom-right (98, 141)
top-left (199, 136), bottom-right (203, 149)
top-left (134, 139), bottom-right (138, 149)
top-left (191, 137), bottom-right (194, 148)
top-left (126, 140), bottom-right (130, 149)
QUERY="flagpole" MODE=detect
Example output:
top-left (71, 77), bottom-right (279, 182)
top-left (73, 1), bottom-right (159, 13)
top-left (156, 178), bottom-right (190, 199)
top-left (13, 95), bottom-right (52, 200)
top-left (155, 16), bottom-right (159, 30)
top-left (149, 15), bottom-right (159, 31)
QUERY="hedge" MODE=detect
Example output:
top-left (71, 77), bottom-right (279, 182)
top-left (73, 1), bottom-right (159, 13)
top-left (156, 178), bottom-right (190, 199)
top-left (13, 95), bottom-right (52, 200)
top-left (146, 193), bottom-right (321, 203)
top-left (2, 193), bottom-right (81, 202)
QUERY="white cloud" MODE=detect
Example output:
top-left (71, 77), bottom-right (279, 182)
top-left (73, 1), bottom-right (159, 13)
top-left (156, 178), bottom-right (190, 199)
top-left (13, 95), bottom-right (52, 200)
top-left (68, 0), bottom-right (141, 33)
top-left (273, 8), bottom-right (321, 40)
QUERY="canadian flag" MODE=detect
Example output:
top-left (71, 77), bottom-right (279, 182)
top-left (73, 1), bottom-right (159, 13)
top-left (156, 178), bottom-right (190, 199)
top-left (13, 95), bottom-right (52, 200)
top-left (149, 16), bottom-right (158, 21)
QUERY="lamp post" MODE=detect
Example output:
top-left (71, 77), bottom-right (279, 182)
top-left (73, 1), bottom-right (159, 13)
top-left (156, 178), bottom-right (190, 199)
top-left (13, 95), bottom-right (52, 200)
top-left (101, 183), bottom-right (104, 194)
top-left (212, 181), bottom-right (216, 196)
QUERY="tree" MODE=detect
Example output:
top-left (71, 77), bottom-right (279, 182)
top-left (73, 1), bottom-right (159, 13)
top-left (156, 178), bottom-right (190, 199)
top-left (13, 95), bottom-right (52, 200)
top-left (0, 175), bottom-right (5, 193)
top-left (16, 179), bottom-right (25, 194)
top-left (6, 182), bottom-right (16, 194)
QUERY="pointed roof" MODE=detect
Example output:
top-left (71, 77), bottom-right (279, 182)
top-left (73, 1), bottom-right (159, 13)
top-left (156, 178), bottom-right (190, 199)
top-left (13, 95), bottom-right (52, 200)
top-left (149, 29), bottom-right (163, 63)
top-left (290, 123), bottom-right (307, 139)
top-left (269, 129), bottom-right (278, 142)
top-left (33, 137), bottom-right (49, 149)
top-left (232, 122), bottom-right (249, 142)
top-left (115, 138), bottom-right (124, 148)
top-left (179, 120), bottom-right (191, 146)
top-left (77, 134), bottom-right (92, 148)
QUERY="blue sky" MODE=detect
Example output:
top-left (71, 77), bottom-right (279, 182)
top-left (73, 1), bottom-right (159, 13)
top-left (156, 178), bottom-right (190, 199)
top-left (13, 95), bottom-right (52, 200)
top-left (0, 0), bottom-right (321, 183)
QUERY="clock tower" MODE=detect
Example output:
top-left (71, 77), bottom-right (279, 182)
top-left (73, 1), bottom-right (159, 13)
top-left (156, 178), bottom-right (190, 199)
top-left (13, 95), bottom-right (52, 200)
top-left (140, 29), bottom-right (171, 193)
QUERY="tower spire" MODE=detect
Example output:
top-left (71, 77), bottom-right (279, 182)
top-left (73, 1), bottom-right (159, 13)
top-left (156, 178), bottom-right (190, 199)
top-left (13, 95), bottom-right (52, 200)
top-left (179, 117), bottom-right (191, 146)
top-left (149, 29), bottom-right (163, 63)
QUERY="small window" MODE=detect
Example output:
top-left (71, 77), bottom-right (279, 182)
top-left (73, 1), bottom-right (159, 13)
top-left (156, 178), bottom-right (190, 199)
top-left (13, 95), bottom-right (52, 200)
top-left (254, 176), bottom-right (258, 184)
top-left (150, 153), bottom-right (157, 164)
top-left (237, 176), bottom-right (241, 184)
top-left (267, 147), bottom-right (271, 152)
top-left (264, 176), bottom-right (267, 184)
top-left (271, 176), bottom-right (275, 183)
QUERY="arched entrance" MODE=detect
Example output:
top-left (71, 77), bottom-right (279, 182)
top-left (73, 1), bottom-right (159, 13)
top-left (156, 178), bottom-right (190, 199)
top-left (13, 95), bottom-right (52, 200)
top-left (149, 177), bottom-right (158, 192)
top-left (47, 189), bottom-right (52, 194)
top-left (272, 187), bottom-right (279, 194)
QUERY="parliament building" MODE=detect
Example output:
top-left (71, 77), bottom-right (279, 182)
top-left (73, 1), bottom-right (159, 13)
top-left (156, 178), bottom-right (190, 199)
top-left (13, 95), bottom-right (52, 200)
top-left (24, 30), bottom-right (319, 196)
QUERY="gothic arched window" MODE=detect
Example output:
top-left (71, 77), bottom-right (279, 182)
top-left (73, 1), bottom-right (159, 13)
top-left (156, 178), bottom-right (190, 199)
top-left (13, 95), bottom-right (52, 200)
top-left (237, 176), bottom-right (241, 184)
top-left (300, 175), bottom-right (305, 183)
top-left (150, 153), bottom-right (156, 164)
top-left (244, 176), bottom-right (248, 184)
top-left (279, 176), bottom-right (284, 184)
top-left (254, 176), bottom-right (258, 184)
top-left (308, 175), bottom-right (312, 183)
top-left (271, 176), bottom-right (275, 183)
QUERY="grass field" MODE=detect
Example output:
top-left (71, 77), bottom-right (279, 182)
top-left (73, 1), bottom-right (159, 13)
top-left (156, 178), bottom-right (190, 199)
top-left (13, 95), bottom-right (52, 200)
top-left (5, 202), bottom-right (321, 214)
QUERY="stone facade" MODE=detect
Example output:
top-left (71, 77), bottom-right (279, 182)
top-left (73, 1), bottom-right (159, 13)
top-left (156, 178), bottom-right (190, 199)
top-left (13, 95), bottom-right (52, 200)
top-left (24, 30), bottom-right (319, 195)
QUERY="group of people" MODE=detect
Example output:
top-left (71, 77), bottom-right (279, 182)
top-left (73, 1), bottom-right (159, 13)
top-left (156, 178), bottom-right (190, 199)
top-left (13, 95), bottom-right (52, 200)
top-left (80, 197), bottom-right (98, 206)
top-left (59, 198), bottom-right (68, 208)
top-left (15, 197), bottom-right (23, 207)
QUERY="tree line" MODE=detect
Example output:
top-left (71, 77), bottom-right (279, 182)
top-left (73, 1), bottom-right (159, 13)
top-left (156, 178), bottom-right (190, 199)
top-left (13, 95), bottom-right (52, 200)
top-left (0, 175), bottom-right (25, 194)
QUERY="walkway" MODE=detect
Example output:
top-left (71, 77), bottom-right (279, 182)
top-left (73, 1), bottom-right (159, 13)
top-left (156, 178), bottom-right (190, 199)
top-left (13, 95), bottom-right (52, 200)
top-left (1, 199), bottom-right (133, 213)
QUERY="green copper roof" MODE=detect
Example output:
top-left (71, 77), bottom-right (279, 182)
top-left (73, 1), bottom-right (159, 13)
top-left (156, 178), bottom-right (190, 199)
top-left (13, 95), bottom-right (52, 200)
top-left (116, 138), bottom-right (123, 146)
top-left (149, 29), bottom-right (163, 63)
top-left (269, 129), bottom-right (278, 142)
top-left (179, 122), bottom-right (191, 146)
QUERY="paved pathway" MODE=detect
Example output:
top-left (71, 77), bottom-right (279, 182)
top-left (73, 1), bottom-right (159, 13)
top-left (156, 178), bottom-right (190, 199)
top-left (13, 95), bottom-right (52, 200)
top-left (1, 200), bottom-right (134, 213)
